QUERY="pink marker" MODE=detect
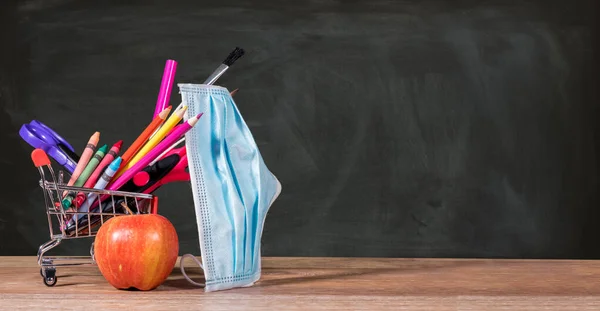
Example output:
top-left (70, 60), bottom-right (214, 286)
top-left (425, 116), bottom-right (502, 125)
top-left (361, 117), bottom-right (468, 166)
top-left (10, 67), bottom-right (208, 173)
top-left (107, 113), bottom-right (202, 192)
top-left (153, 60), bottom-right (177, 119)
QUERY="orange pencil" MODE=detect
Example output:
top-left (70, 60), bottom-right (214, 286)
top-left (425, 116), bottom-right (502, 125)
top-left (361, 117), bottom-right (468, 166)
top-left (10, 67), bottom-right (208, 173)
top-left (115, 106), bottom-right (171, 176)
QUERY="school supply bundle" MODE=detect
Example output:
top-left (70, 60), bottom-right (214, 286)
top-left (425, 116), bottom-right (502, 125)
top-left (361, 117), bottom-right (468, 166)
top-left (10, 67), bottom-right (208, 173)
top-left (31, 149), bottom-right (156, 286)
top-left (21, 47), bottom-right (282, 292)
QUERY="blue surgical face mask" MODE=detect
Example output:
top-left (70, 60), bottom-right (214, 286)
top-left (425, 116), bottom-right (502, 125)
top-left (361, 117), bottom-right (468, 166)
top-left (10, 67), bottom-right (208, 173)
top-left (178, 84), bottom-right (282, 292)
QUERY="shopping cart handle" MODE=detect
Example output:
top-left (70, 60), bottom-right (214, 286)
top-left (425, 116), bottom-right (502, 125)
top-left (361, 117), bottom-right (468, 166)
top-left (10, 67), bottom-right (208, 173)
top-left (31, 149), bottom-right (51, 167)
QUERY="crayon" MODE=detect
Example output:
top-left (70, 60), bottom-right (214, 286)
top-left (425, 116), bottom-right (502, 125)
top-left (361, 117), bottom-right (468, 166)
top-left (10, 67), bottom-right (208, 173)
top-left (73, 140), bottom-right (122, 207)
top-left (62, 144), bottom-right (107, 208)
top-left (75, 144), bottom-right (107, 187)
top-left (62, 131), bottom-right (99, 197)
top-left (70, 157), bottom-right (122, 224)
top-left (116, 104), bottom-right (187, 179)
top-left (84, 114), bottom-right (201, 222)
top-left (113, 106), bottom-right (171, 179)
top-left (85, 141), bottom-right (121, 187)
top-left (66, 131), bottom-right (99, 185)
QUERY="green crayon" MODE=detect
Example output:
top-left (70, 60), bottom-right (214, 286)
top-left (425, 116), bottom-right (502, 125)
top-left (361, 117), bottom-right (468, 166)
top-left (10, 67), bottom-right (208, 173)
top-left (61, 144), bottom-right (108, 209)
top-left (61, 196), bottom-right (73, 210)
top-left (74, 144), bottom-right (107, 187)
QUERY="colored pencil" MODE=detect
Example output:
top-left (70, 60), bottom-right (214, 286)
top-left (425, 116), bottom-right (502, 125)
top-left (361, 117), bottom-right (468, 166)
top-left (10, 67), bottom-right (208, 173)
top-left (118, 104), bottom-right (187, 176)
top-left (82, 114), bottom-right (202, 224)
top-left (149, 137), bottom-right (185, 166)
top-left (108, 113), bottom-right (202, 193)
top-left (113, 106), bottom-right (171, 179)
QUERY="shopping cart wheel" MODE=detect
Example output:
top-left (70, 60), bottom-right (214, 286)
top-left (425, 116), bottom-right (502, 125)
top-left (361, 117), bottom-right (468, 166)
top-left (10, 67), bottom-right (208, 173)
top-left (41, 267), bottom-right (57, 287)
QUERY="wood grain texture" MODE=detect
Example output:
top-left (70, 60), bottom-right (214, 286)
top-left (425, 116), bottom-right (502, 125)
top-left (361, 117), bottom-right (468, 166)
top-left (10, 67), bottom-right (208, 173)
top-left (1, 257), bottom-right (600, 310)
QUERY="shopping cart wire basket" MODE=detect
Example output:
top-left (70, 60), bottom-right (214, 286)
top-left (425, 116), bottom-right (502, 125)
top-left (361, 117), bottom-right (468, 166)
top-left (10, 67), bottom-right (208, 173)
top-left (31, 148), bottom-right (157, 286)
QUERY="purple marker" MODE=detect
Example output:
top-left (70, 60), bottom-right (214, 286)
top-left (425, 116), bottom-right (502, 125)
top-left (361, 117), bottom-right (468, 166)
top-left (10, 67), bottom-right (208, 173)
top-left (153, 59), bottom-right (177, 119)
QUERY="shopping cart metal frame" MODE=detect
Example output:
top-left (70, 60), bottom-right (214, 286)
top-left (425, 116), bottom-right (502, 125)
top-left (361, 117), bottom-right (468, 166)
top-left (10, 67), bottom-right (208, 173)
top-left (32, 150), bottom-right (156, 287)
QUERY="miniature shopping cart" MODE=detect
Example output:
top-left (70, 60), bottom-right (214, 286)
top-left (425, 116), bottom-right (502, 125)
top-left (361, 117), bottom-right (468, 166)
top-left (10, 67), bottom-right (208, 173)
top-left (30, 149), bottom-right (157, 286)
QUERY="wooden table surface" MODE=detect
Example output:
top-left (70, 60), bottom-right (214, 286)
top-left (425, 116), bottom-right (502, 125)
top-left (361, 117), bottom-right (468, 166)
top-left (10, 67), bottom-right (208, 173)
top-left (1, 256), bottom-right (600, 310)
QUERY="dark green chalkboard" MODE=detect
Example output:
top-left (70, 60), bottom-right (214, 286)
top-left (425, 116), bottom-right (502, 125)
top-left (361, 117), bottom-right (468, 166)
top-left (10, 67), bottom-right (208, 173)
top-left (0, 0), bottom-right (598, 258)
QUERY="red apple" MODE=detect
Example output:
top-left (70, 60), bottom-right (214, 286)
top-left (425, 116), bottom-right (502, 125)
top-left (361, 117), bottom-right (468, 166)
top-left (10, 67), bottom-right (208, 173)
top-left (93, 214), bottom-right (179, 290)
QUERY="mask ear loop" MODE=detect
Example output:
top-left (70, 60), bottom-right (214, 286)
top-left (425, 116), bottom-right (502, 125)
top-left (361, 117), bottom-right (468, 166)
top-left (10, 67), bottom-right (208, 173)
top-left (180, 253), bottom-right (206, 287)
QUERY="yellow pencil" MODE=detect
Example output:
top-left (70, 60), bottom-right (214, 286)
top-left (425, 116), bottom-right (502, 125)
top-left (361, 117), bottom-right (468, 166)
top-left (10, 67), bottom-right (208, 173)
top-left (118, 104), bottom-right (187, 175)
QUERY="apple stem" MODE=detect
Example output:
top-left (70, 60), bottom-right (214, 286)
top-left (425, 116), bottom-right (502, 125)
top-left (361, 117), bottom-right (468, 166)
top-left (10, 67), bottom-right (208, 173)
top-left (120, 202), bottom-right (134, 215)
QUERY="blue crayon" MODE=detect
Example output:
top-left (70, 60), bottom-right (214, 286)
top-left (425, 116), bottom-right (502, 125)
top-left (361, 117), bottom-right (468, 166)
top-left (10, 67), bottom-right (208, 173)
top-left (69, 157), bottom-right (122, 224)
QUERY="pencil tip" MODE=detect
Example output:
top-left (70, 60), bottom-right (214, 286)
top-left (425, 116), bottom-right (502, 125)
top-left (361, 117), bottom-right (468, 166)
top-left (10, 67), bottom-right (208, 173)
top-left (189, 113), bottom-right (203, 126)
top-left (159, 107), bottom-right (171, 118)
top-left (177, 105), bottom-right (188, 114)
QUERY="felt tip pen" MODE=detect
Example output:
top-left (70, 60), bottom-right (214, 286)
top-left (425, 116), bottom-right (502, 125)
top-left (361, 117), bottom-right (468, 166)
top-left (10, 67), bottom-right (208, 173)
top-left (154, 60), bottom-right (177, 119)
